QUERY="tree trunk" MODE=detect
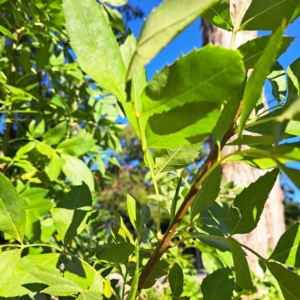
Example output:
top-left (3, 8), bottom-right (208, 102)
top-left (201, 0), bottom-right (285, 277)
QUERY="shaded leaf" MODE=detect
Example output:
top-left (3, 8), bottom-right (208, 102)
top-left (0, 173), bottom-right (26, 243)
top-left (52, 182), bottom-right (92, 245)
top-left (168, 263), bottom-right (183, 297)
top-left (286, 58), bottom-right (300, 108)
top-left (279, 165), bottom-right (300, 190)
top-left (231, 169), bottom-right (279, 235)
top-left (96, 243), bottom-right (134, 263)
top-left (127, 0), bottom-right (218, 79)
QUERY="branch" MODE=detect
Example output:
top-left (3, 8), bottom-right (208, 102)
top-left (137, 103), bottom-right (243, 291)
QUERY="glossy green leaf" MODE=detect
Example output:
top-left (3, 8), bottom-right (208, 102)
top-left (97, 243), bottom-right (135, 263)
top-left (154, 143), bottom-right (201, 175)
top-left (52, 182), bottom-right (92, 245)
top-left (127, 194), bottom-right (140, 231)
top-left (201, 0), bottom-right (232, 30)
top-left (286, 58), bottom-right (300, 108)
top-left (140, 46), bottom-right (245, 117)
top-left (231, 169), bottom-right (278, 235)
top-left (269, 222), bottom-right (300, 267)
top-left (127, 0), bottom-right (219, 79)
top-left (78, 291), bottom-right (103, 300)
top-left (239, 23), bottom-right (285, 138)
top-left (191, 166), bottom-right (221, 220)
top-left (61, 154), bottom-right (95, 191)
top-left (279, 165), bottom-right (300, 190)
top-left (267, 261), bottom-right (300, 300)
top-left (0, 173), bottom-right (26, 243)
top-left (267, 62), bottom-right (287, 102)
top-left (45, 152), bottom-right (62, 181)
top-left (238, 36), bottom-right (293, 70)
top-left (168, 263), bottom-right (183, 297)
top-left (0, 25), bottom-right (14, 39)
top-left (63, 0), bottom-right (126, 101)
top-left (145, 102), bottom-right (220, 149)
top-left (201, 268), bottom-right (234, 300)
top-left (200, 201), bottom-right (231, 236)
top-left (240, 0), bottom-right (300, 30)
top-left (43, 121), bottom-right (67, 145)
top-left (228, 237), bottom-right (254, 291)
top-left (57, 136), bottom-right (96, 156)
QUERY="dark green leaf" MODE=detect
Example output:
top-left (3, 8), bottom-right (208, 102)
top-left (43, 121), bottom-right (67, 145)
top-left (228, 237), bottom-right (254, 292)
top-left (63, 0), bottom-right (126, 101)
top-left (52, 182), bottom-right (92, 245)
top-left (267, 262), bottom-right (300, 300)
top-left (239, 23), bottom-right (285, 139)
top-left (279, 165), bottom-right (300, 190)
top-left (170, 177), bottom-right (182, 221)
top-left (201, 0), bottom-right (232, 30)
top-left (127, 0), bottom-right (218, 79)
top-left (0, 173), bottom-right (26, 243)
top-left (201, 268), bottom-right (234, 300)
top-left (104, 6), bottom-right (124, 32)
top-left (96, 243), bottom-right (135, 263)
top-left (286, 58), bottom-right (300, 108)
top-left (191, 166), bottom-right (221, 220)
top-left (240, 0), bottom-right (300, 30)
top-left (227, 135), bottom-right (279, 146)
top-left (231, 169), bottom-right (279, 235)
top-left (269, 222), bottom-right (300, 267)
top-left (168, 263), bottom-right (183, 297)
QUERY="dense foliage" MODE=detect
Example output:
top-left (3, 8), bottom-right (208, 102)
top-left (0, 0), bottom-right (300, 299)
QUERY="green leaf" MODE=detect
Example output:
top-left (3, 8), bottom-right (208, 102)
top-left (78, 291), bottom-right (103, 300)
top-left (43, 121), bottom-right (67, 145)
top-left (45, 152), bottom-right (62, 181)
top-left (191, 166), bottom-right (221, 220)
top-left (36, 142), bottom-right (54, 158)
top-left (0, 250), bottom-right (22, 290)
top-left (41, 284), bottom-right (82, 296)
top-left (140, 46), bottom-right (245, 117)
top-left (0, 173), bottom-right (26, 243)
top-left (168, 263), bottom-right (183, 298)
top-left (104, 6), bottom-right (124, 32)
top-left (29, 118), bottom-right (45, 138)
top-left (0, 25), bottom-right (14, 39)
top-left (201, 0), bottom-right (233, 30)
top-left (170, 177), bottom-right (181, 221)
top-left (25, 199), bottom-right (53, 223)
top-left (286, 121), bottom-right (300, 136)
top-left (267, 261), bottom-right (300, 300)
top-left (127, 0), bottom-right (219, 79)
top-left (57, 136), bottom-right (96, 156)
top-left (125, 243), bottom-right (139, 300)
top-left (21, 188), bottom-right (49, 201)
top-left (240, 0), bottom-right (300, 30)
top-left (286, 58), bottom-right (300, 108)
top-left (279, 165), bottom-right (300, 190)
top-left (61, 154), bottom-right (95, 191)
top-left (269, 222), bottom-right (300, 267)
top-left (228, 237), bottom-right (254, 292)
top-left (127, 194), bottom-right (140, 231)
top-left (102, 0), bottom-right (127, 6)
top-left (231, 169), bottom-right (278, 235)
top-left (145, 102), bottom-right (220, 149)
top-left (16, 141), bottom-right (36, 158)
top-left (52, 182), bottom-right (92, 245)
top-left (201, 268), bottom-right (234, 300)
top-left (238, 23), bottom-right (285, 139)
top-left (154, 143), bottom-right (201, 175)
top-left (96, 243), bottom-right (135, 263)
top-left (200, 201), bottom-right (231, 236)
top-left (63, 0), bottom-right (126, 101)
top-left (227, 135), bottom-right (279, 146)
top-left (267, 62), bottom-right (288, 102)
top-left (238, 36), bottom-right (294, 70)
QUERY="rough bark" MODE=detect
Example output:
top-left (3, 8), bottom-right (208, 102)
top-left (201, 0), bottom-right (285, 276)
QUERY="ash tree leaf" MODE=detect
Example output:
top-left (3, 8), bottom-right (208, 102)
top-left (0, 25), bottom-right (15, 39)
top-left (145, 102), bottom-right (220, 149)
top-left (21, 187), bottom-right (49, 201)
top-left (63, 0), bottom-right (126, 102)
top-left (0, 173), bottom-right (26, 243)
top-left (127, 194), bottom-right (141, 231)
top-left (240, 0), bottom-right (300, 31)
top-left (140, 46), bottom-right (245, 117)
top-left (238, 23), bottom-right (285, 139)
top-left (78, 291), bottom-right (103, 300)
top-left (41, 284), bottom-right (82, 297)
top-left (191, 165), bottom-right (221, 220)
top-left (96, 243), bottom-right (135, 263)
top-left (279, 165), bottom-right (300, 190)
top-left (127, 0), bottom-right (219, 79)
top-left (104, 6), bottom-right (124, 32)
top-left (267, 261), bottom-right (300, 300)
top-left (61, 154), bottom-right (95, 191)
top-left (231, 169), bottom-right (279, 235)
top-left (45, 152), bottom-right (62, 181)
top-left (286, 58), bottom-right (300, 108)
top-left (227, 135), bottom-right (280, 147)
top-left (102, 0), bottom-right (127, 6)
top-left (52, 182), bottom-right (92, 245)
top-left (57, 136), bottom-right (96, 156)
top-left (238, 36), bottom-right (294, 70)
top-left (201, 267), bottom-right (234, 300)
top-left (228, 237), bottom-right (254, 292)
top-left (168, 263), bottom-right (183, 298)
top-left (43, 121), bottom-right (67, 145)
top-left (269, 222), bottom-right (300, 267)
top-left (201, 0), bottom-right (233, 30)
top-left (154, 143), bottom-right (201, 175)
